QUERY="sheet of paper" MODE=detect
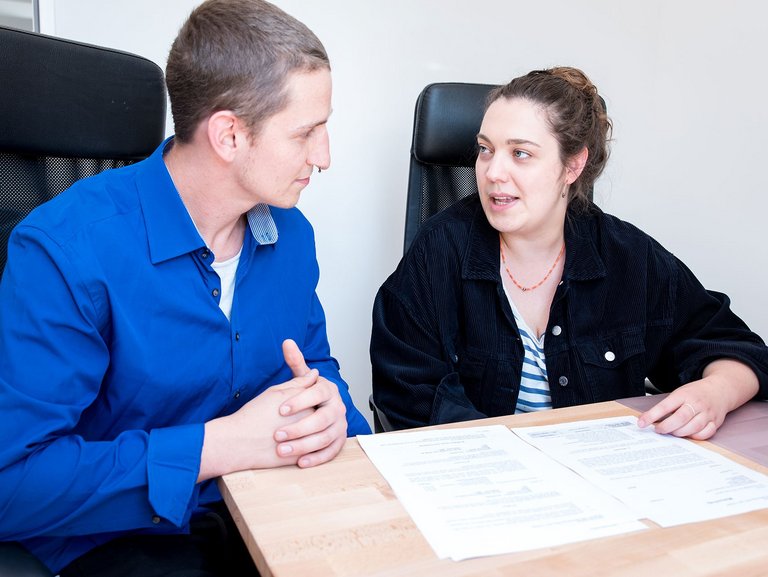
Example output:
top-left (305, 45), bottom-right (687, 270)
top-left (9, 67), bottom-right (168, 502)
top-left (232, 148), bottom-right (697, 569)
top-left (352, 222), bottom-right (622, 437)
top-left (358, 425), bottom-right (646, 561)
top-left (619, 397), bottom-right (768, 467)
top-left (512, 416), bottom-right (768, 527)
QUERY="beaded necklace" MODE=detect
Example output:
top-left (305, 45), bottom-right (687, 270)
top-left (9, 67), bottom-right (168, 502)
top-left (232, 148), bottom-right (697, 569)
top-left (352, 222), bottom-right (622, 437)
top-left (499, 235), bottom-right (565, 292)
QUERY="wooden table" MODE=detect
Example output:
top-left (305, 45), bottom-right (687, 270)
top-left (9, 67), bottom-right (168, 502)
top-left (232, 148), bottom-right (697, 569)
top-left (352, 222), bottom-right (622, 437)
top-left (219, 401), bottom-right (768, 577)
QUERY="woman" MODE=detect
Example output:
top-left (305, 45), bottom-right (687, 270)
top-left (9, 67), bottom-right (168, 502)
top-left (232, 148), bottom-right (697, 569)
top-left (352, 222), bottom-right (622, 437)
top-left (370, 67), bottom-right (768, 439)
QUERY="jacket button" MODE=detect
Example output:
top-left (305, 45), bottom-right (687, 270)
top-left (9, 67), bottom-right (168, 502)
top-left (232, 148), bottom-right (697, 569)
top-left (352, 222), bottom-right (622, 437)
top-left (604, 351), bottom-right (616, 362)
top-left (152, 516), bottom-right (161, 524)
top-left (551, 325), bottom-right (562, 336)
top-left (212, 288), bottom-right (220, 297)
top-left (558, 376), bottom-right (568, 387)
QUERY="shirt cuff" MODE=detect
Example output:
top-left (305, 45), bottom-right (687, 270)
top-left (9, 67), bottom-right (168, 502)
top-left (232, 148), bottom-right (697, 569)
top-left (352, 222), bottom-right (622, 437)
top-left (147, 423), bottom-right (204, 526)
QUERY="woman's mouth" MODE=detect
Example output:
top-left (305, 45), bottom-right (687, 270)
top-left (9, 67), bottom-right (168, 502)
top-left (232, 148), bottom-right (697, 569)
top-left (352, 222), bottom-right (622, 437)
top-left (489, 193), bottom-right (519, 206)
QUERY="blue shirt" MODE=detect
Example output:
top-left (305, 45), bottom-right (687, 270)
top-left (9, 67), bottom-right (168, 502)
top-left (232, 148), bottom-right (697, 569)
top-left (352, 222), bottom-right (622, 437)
top-left (0, 139), bottom-right (371, 572)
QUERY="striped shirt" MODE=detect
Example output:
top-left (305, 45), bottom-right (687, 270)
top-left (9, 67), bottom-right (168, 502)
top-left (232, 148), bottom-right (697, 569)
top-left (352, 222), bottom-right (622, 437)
top-left (503, 288), bottom-right (553, 414)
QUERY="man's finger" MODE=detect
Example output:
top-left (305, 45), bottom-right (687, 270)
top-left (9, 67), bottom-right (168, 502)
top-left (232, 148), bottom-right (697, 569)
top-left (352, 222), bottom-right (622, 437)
top-left (282, 338), bottom-right (311, 377)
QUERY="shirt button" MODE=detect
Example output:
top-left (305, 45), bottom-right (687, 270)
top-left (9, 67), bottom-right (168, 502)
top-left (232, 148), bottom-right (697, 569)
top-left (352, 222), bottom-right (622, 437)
top-left (152, 516), bottom-right (161, 524)
top-left (558, 376), bottom-right (569, 387)
top-left (551, 325), bottom-right (562, 336)
top-left (201, 250), bottom-right (209, 259)
top-left (604, 351), bottom-right (616, 362)
top-left (235, 332), bottom-right (240, 341)
top-left (212, 288), bottom-right (220, 297)
top-left (234, 390), bottom-right (240, 399)
top-left (453, 354), bottom-right (459, 363)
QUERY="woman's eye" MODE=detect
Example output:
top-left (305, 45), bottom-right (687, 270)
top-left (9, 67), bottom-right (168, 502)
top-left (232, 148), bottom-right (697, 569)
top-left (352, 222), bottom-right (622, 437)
top-left (513, 149), bottom-right (531, 159)
top-left (477, 144), bottom-right (491, 155)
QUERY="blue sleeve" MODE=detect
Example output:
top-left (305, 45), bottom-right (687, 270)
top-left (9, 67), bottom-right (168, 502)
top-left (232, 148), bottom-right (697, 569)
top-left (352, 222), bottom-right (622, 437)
top-left (0, 226), bottom-right (202, 539)
top-left (301, 292), bottom-right (371, 437)
top-left (271, 208), bottom-right (371, 437)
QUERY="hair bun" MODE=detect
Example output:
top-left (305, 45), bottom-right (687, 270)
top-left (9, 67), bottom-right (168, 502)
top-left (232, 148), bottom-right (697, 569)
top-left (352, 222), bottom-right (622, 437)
top-left (550, 66), bottom-right (598, 99)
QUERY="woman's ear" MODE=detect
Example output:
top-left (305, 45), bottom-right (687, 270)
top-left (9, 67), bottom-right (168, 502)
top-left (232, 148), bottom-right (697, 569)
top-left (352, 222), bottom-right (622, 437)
top-left (565, 147), bottom-right (589, 185)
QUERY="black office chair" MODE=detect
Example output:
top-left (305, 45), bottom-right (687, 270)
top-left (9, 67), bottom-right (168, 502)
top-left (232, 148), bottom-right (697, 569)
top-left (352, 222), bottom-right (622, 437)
top-left (369, 83), bottom-right (496, 432)
top-left (0, 25), bottom-right (166, 575)
top-left (402, 82), bottom-right (498, 253)
top-left (0, 25), bottom-right (167, 275)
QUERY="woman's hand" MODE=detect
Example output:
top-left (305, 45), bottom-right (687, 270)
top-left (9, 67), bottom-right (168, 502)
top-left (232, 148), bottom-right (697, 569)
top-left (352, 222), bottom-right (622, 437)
top-left (637, 359), bottom-right (759, 440)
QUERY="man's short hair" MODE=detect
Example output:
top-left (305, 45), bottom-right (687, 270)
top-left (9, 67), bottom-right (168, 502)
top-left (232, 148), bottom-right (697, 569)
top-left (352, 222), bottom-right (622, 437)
top-left (166, 0), bottom-right (329, 142)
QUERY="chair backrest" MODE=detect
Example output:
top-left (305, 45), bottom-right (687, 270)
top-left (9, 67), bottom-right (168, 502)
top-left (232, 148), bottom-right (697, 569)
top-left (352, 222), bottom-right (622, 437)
top-left (0, 25), bottom-right (167, 275)
top-left (371, 83), bottom-right (498, 432)
top-left (403, 82), bottom-right (497, 252)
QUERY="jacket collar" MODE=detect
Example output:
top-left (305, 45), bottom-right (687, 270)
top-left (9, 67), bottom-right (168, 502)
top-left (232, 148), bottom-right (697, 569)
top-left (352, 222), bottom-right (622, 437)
top-left (462, 195), bottom-right (607, 283)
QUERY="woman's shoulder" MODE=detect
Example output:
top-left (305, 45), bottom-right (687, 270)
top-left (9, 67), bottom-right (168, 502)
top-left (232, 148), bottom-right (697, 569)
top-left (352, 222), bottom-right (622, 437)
top-left (383, 195), bottom-right (481, 294)
top-left (410, 193), bottom-right (481, 250)
top-left (579, 205), bottom-right (674, 257)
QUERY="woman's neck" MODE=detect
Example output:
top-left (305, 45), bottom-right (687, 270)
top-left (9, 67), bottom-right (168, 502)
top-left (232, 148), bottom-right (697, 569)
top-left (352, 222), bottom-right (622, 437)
top-left (499, 228), bottom-right (565, 265)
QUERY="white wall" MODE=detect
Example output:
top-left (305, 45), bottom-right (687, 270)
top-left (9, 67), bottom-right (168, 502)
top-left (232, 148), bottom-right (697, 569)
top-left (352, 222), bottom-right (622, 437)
top-left (44, 0), bottom-right (768, 427)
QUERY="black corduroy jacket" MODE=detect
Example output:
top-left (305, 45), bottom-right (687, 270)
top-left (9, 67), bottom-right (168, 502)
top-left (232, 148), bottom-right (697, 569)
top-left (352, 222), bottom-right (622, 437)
top-left (371, 194), bottom-right (768, 430)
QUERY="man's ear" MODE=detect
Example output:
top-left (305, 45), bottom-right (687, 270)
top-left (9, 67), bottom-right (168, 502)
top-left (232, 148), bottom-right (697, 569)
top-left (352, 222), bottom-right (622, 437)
top-left (565, 147), bottom-right (589, 185)
top-left (206, 110), bottom-right (243, 162)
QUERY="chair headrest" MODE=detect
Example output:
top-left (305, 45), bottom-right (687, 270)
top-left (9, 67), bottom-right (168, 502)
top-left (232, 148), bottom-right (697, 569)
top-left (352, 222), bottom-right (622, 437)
top-left (0, 26), bottom-right (166, 160)
top-left (411, 82), bottom-right (497, 167)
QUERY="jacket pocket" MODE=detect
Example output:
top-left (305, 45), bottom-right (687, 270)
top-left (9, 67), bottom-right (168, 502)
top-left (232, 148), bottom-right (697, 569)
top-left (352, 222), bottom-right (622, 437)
top-left (577, 328), bottom-right (647, 399)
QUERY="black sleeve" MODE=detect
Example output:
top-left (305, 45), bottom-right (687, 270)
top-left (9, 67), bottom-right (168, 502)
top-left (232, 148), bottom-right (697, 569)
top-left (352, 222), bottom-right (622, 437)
top-left (648, 253), bottom-right (768, 398)
top-left (370, 242), bottom-right (486, 430)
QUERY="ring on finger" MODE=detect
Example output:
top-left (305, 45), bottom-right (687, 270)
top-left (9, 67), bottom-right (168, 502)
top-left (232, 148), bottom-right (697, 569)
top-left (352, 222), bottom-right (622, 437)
top-left (683, 402), bottom-right (698, 418)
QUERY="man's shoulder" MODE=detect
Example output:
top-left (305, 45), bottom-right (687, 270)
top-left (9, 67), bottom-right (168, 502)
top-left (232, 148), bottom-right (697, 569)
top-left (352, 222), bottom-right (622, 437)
top-left (267, 205), bottom-right (315, 246)
top-left (18, 163), bottom-right (143, 245)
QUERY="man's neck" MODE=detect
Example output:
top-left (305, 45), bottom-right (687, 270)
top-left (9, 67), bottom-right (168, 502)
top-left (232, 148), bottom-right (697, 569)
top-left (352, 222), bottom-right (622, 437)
top-left (164, 139), bottom-right (247, 261)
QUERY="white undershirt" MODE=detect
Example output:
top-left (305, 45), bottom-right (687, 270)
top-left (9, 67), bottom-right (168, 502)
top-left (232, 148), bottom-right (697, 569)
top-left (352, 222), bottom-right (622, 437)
top-left (210, 248), bottom-right (242, 320)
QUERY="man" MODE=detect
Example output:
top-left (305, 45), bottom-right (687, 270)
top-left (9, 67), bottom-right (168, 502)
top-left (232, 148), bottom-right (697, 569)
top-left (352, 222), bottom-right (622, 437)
top-left (0, 1), bottom-right (370, 575)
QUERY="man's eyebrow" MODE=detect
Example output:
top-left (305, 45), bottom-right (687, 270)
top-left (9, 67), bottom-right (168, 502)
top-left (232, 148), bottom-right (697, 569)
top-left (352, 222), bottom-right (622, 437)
top-left (295, 109), bottom-right (333, 132)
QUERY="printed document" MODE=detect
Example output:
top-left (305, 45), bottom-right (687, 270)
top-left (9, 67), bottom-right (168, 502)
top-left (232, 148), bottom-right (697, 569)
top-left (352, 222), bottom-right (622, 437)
top-left (512, 416), bottom-right (768, 527)
top-left (357, 425), bottom-right (646, 561)
top-left (359, 417), bottom-right (768, 561)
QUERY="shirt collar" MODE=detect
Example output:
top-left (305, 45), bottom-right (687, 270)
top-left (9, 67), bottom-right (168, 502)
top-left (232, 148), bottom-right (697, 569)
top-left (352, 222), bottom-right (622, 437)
top-left (462, 195), bottom-right (607, 282)
top-left (136, 137), bottom-right (278, 265)
top-left (246, 203), bottom-right (279, 245)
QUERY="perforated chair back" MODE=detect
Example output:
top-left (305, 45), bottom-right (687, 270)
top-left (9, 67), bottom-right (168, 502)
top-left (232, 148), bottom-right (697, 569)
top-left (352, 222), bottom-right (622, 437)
top-left (403, 82), bottom-right (497, 252)
top-left (0, 25), bottom-right (166, 275)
